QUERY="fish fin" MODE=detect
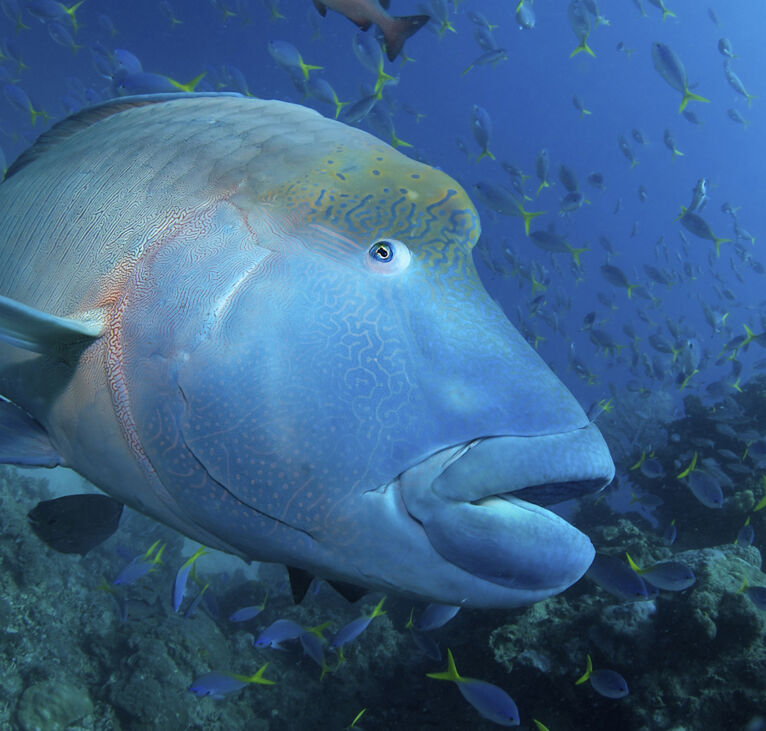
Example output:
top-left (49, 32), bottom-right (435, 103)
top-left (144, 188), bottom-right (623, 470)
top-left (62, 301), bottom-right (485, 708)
top-left (287, 565), bottom-right (315, 604)
top-left (28, 494), bottom-right (123, 555)
top-left (328, 579), bottom-right (369, 603)
top-left (312, 0), bottom-right (327, 16)
top-left (168, 71), bottom-right (207, 93)
top-left (625, 553), bottom-right (643, 573)
top-left (5, 92), bottom-right (243, 179)
top-left (369, 596), bottom-right (386, 618)
top-left (379, 0), bottom-right (391, 9)
top-left (383, 15), bottom-right (430, 61)
top-left (0, 398), bottom-right (64, 467)
top-left (575, 654), bottom-right (593, 684)
top-left (714, 236), bottom-right (731, 257)
top-left (679, 89), bottom-right (710, 113)
top-left (476, 148), bottom-right (495, 162)
top-left (426, 648), bottom-right (461, 682)
top-left (0, 294), bottom-right (103, 354)
top-left (570, 41), bottom-right (596, 59)
top-left (244, 662), bottom-right (276, 685)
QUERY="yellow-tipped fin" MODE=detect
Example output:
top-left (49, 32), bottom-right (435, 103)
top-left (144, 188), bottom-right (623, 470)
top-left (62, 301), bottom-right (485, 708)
top-left (713, 235), bottom-right (731, 257)
top-left (405, 607), bottom-right (415, 629)
top-left (63, 0), bottom-right (85, 33)
top-left (569, 245), bottom-right (589, 267)
top-left (737, 577), bottom-right (748, 594)
top-left (754, 484), bottom-right (766, 512)
top-left (570, 40), bottom-right (596, 59)
top-left (426, 648), bottom-right (462, 682)
top-left (679, 369), bottom-right (699, 390)
top-left (151, 543), bottom-right (166, 565)
top-left (299, 60), bottom-right (322, 80)
top-left (234, 662), bottom-right (276, 686)
top-left (180, 545), bottom-right (209, 570)
top-left (625, 553), bottom-right (644, 574)
top-left (676, 450), bottom-right (697, 478)
top-left (167, 71), bottom-right (207, 92)
top-left (575, 654), bottom-right (593, 684)
top-left (143, 538), bottom-right (162, 560)
top-left (305, 620), bottom-right (332, 639)
top-left (476, 147), bottom-right (495, 162)
top-left (679, 87), bottom-right (710, 113)
top-left (514, 200), bottom-right (545, 236)
top-left (673, 206), bottom-right (688, 223)
top-left (369, 596), bottom-right (387, 619)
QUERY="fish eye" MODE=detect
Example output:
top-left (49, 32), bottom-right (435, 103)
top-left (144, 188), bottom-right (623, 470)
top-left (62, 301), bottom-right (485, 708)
top-left (365, 238), bottom-right (411, 274)
top-left (369, 241), bottom-right (394, 262)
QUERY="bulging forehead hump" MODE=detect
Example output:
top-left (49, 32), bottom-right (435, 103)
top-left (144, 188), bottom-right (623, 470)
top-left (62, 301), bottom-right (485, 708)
top-left (30, 94), bottom-right (481, 263)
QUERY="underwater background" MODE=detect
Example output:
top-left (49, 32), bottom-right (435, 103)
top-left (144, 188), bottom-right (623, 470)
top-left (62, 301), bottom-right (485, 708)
top-left (1, 0), bottom-right (765, 728)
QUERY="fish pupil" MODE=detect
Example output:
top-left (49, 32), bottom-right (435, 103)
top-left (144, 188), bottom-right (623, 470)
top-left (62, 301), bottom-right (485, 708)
top-left (370, 241), bottom-right (394, 262)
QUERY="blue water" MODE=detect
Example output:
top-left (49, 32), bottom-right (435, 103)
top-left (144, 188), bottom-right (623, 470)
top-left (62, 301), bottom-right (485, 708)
top-left (1, 1), bottom-right (765, 728)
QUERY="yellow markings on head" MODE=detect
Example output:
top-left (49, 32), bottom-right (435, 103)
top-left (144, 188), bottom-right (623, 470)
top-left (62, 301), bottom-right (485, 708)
top-left (257, 144), bottom-right (480, 275)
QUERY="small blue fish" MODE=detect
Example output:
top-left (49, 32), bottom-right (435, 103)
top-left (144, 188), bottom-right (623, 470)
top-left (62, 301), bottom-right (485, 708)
top-left (113, 539), bottom-right (165, 586)
top-left (415, 603), bottom-right (461, 631)
top-left (575, 655), bottom-right (629, 698)
top-left (662, 518), bottom-right (678, 546)
top-left (626, 554), bottom-right (695, 591)
top-left (471, 105), bottom-right (494, 161)
top-left (189, 663), bottom-right (275, 699)
top-left (267, 40), bottom-right (322, 80)
top-left (640, 458), bottom-right (665, 479)
top-left (662, 519), bottom-right (677, 546)
top-left (307, 77), bottom-right (347, 119)
top-left (254, 619), bottom-right (304, 650)
top-left (351, 31), bottom-right (395, 94)
top-left (586, 554), bottom-right (648, 602)
top-left (405, 609), bottom-right (441, 661)
top-left (115, 71), bottom-right (206, 96)
top-left (739, 580), bottom-right (766, 611)
top-left (3, 84), bottom-right (47, 126)
top-left (299, 624), bottom-right (336, 679)
top-left (228, 594), bottom-right (268, 623)
top-left (427, 649), bottom-right (520, 726)
top-left (330, 596), bottom-right (386, 649)
top-left (686, 471), bottom-right (724, 508)
top-left (172, 545), bottom-right (209, 613)
top-left (113, 48), bottom-right (143, 74)
top-left (735, 517), bottom-right (754, 547)
top-left (184, 583), bottom-right (210, 618)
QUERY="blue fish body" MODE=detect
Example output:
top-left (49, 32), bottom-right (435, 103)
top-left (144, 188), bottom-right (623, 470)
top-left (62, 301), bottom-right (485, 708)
top-left (0, 94), bottom-right (613, 608)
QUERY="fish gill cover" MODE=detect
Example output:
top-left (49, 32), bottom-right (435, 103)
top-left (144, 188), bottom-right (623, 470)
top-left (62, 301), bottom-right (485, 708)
top-left (0, 1), bottom-right (765, 730)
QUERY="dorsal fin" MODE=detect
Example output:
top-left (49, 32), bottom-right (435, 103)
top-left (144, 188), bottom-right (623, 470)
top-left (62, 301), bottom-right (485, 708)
top-left (5, 92), bottom-right (243, 179)
top-left (0, 294), bottom-right (104, 354)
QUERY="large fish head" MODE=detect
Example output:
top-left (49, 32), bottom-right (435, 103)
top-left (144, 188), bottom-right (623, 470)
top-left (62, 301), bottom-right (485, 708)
top-left (166, 110), bottom-right (614, 608)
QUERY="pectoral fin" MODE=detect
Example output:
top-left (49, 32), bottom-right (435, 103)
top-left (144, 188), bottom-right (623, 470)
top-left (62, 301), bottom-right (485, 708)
top-left (0, 398), bottom-right (63, 467)
top-left (0, 294), bottom-right (103, 354)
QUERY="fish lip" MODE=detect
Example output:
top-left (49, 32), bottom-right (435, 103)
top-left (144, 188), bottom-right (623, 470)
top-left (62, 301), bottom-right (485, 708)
top-left (412, 425), bottom-right (615, 505)
top-left (396, 426), bottom-right (614, 594)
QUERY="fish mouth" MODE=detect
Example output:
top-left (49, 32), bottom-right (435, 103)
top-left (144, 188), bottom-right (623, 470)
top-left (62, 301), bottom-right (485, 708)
top-left (398, 424), bottom-right (614, 597)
